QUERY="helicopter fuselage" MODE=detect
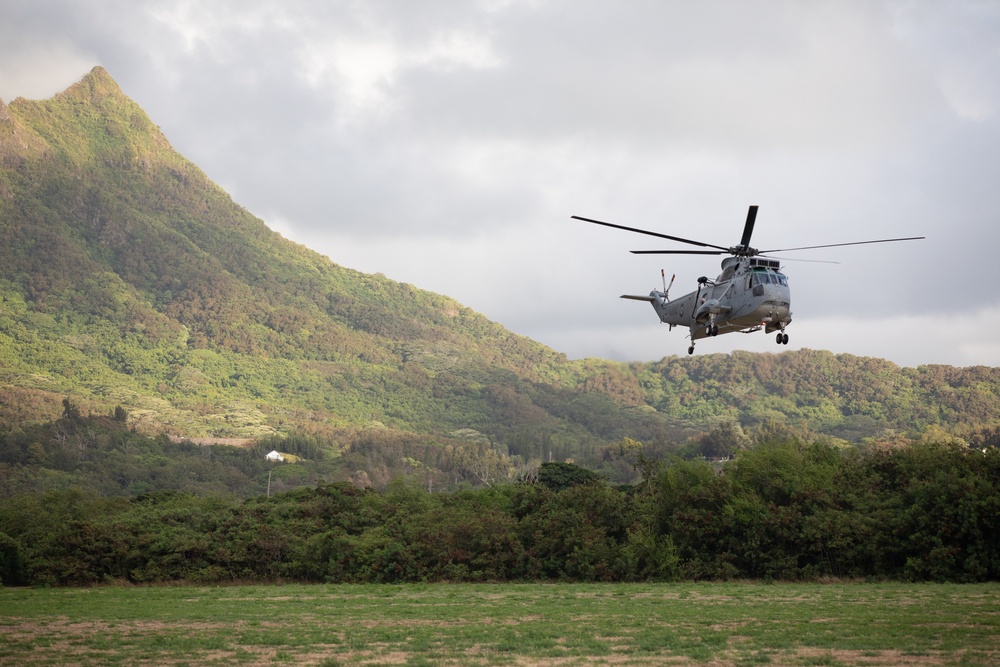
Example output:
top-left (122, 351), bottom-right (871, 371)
top-left (576, 204), bottom-right (922, 355)
top-left (623, 256), bottom-right (791, 343)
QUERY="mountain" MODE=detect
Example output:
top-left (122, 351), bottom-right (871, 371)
top-left (0, 67), bottom-right (667, 451)
top-left (1, 67), bottom-right (999, 468)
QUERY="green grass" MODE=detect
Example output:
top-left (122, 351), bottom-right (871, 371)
top-left (1, 582), bottom-right (998, 665)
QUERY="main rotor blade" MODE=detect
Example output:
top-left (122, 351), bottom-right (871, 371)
top-left (759, 236), bottom-right (925, 253)
top-left (572, 215), bottom-right (729, 251)
top-left (758, 254), bottom-right (840, 264)
top-left (630, 250), bottom-right (725, 255)
top-left (739, 205), bottom-right (758, 249)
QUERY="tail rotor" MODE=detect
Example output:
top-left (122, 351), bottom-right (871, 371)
top-left (662, 270), bottom-right (675, 301)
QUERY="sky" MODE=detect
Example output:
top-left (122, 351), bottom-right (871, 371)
top-left (2, 0), bottom-right (999, 368)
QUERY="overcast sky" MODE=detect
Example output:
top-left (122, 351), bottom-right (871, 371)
top-left (2, 0), bottom-right (999, 368)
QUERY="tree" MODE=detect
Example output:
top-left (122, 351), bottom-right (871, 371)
top-left (0, 531), bottom-right (25, 585)
top-left (538, 462), bottom-right (601, 492)
top-left (696, 418), bottom-right (750, 459)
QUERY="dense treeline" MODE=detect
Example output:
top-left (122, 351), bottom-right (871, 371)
top-left (0, 402), bottom-right (284, 499)
top-left (0, 402), bottom-right (840, 500)
top-left (0, 404), bottom-right (559, 499)
top-left (2, 438), bottom-right (997, 586)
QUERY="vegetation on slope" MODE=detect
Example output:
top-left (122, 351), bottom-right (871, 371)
top-left (1, 67), bottom-right (999, 466)
top-left (0, 67), bottom-right (647, 446)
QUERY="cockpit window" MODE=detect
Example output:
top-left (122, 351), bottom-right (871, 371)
top-left (750, 270), bottom-right (788, 287)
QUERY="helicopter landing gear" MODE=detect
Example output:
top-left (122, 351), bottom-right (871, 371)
top-left (776, 332), bottom-right (789, 345)
top-left (688, 345), bottom-right (695, 355)
top-left (706, 318), bottom-right (719, 337)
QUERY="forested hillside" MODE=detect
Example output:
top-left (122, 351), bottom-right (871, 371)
top-left (0, 67), bottom-right (645, 447)
top-left (1, 67), bottom-right (999, 485)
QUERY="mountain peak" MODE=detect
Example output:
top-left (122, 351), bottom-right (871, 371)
top-left (4, 66), bottom-right (175, 168)
top-left (59, 66), bottom-right (125, 104)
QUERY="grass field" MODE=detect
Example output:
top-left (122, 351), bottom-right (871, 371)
top-left (1, 582), bottom-right (998, 666)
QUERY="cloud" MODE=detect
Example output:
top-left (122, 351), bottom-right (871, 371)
top-left (1, 0), bottom-right (999, 367)
top-left (0, 2), bottom-right (96, 101)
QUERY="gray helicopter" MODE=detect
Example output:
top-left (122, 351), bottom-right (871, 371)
top-left (574, 206), bottom-right (924, 355)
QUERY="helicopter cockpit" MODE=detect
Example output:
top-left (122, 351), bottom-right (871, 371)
top-left (749, 269), bottom-right (788, 287)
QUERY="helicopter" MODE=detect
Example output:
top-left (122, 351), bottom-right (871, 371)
top-left (573, 205), bottom-right (924, 355)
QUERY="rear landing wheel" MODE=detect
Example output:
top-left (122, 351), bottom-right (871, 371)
top-left (776, 332), bottom-right (783, 345)
top-left (688, 346), bottom-right (695, 355)
top-left (782, 333), bottom-right (789, 345)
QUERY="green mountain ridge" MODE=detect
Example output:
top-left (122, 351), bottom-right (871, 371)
top-left (0, 67), bottom-right (639, 444)
top-left (1, 67), bottom-right (999, 462)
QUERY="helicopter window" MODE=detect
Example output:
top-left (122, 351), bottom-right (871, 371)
top-left (760, 273), bottom-right (773, 284)
top-left (775, 273), bottom-right (788, 286)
